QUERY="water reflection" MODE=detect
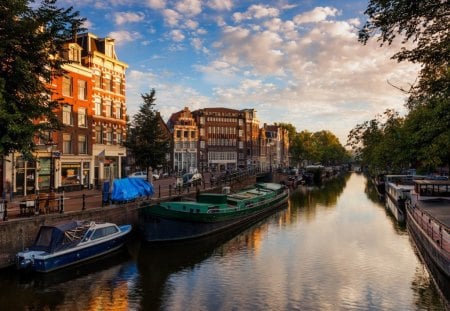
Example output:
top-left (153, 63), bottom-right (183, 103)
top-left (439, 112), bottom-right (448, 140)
top-left (0, 173), bottom-right (447, 310)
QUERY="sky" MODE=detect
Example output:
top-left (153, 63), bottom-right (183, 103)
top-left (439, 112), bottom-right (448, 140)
top-left (61, 0), bottom-right (419, 144)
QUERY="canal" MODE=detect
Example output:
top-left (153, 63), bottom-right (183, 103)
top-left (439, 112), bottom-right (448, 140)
top-left (0, 173), bottom-right (447, 310)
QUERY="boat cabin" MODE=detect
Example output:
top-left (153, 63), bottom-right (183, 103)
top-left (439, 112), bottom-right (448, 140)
top-left (414, 180), bottom-right (450, 199)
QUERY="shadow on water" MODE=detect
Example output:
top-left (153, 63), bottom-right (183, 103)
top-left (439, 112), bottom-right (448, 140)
top-left (137, 203), bottom-right (288, 310)
top-left (0, 247), bottom-right (134, 310)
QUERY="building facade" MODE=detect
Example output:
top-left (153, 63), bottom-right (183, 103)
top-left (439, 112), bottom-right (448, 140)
top-left (76, 33), bottom-right (128, 186)
top-left (167, 107), bottom-right (198, 174)
top-left (193, 108), bottom-right (245, 173)
top-left (2, 32), bottom-right (128, 197)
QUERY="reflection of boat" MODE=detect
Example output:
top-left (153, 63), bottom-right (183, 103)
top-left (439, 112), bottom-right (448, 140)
top-left (16, 220), bottom-right (132, 272)
top-left (140, 183), bottom-right (289, 242)
top-left (406, 180), bottom-right (450, 278)
top-left (384, 175), bottom-right (416, 223)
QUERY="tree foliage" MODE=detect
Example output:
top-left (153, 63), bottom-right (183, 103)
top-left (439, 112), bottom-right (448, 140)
top-left (0, 0), bottom-right (85, 158)
top-left (125, 89), bottom-right (170, 177)
top-left (359, 0), bottom-right (449, 108)
top-left (290, 130), bottom-right (349, 167)
top-left (353, 0), bottom-right (450, 175)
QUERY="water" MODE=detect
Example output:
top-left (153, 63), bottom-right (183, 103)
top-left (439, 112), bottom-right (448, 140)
top-left (0, 173), bottom-right (446, 310)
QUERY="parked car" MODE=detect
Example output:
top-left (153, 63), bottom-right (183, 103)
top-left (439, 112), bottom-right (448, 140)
top-left (152, 174), bottom-right (160, 180)
top-left (128, 171), bottom-right (147, 179)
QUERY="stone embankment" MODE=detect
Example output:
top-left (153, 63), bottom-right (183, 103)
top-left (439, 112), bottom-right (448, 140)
top-left (0, 173), bottom-right (259, 269)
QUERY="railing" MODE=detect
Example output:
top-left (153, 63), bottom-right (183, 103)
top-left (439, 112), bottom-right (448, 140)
top-left (407, 201), bottom-right (450, 254)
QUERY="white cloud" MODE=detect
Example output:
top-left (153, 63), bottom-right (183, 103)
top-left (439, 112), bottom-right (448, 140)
top-left (207, 0), bottom-right (233, 11)
top-left (175, 0), bottom-right (202, 16)
top-left (203, 12), bottom-right (419, 143)
top-left (185, 19), bottom-right (199, 30)
top-left (108, 30), bottom-right (142, 45)
top-left (163, 9), bottom-right (181, 26)
top-left (114, 12), bottom-right (145, 25)
top-left (146, 0), bottom-right (166, 9)
top-left (170, 29), bottom-right (185, 42)
top-left (233, 4), bottom-right (280, 23)
top-left (293, 6), bottom-right (340, 24)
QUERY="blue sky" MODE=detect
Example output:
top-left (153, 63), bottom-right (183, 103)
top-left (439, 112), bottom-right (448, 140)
top-left (61, 0), bottom-right (418, 144)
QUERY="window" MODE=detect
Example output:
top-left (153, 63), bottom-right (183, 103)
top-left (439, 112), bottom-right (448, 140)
top-left (176, 130), bottom-right (181, 138)
top-left (94, 98), bottom-right (101, 116)
top-left (78, 135), bottom-right (87, 154)
top-left (63, 133), bottom-right (72, 153)
top-left (106, 128), bottom-right (112, 144)
top-left (191, 131), bottom-right (196, 138)
top-left (78, 108), bottom-right (86, 127)
top-left (94, 74), bottom-right (101, 88)
top-left (115, 103), bottom-right (122, 119)
top-left (117, 131), bottom-right (123, 145)
top-left (62, 76), bottom-right (73, 96)
top-left (95, 126), bottom-right (102, 144)
top-left (104, 100), bottom-right (112, 117)
top-left (77, 80), bottom-right (87, 100)
top-left (62, 105), bottom-right (73, 125)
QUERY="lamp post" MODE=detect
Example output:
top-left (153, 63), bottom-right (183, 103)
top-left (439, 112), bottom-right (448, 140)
top-left (46, 136), bottom-right (57, 191)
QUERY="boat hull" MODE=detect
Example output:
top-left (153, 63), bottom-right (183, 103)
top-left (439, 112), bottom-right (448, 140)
top-left (18, 225), bottom-right (131, 273)
top-left (406, 204), bottom-right (450, 278)
top-left (140, 190), bottom-right (288, 242)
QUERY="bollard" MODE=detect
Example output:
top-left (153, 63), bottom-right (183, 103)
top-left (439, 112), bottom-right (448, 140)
top-left (82, 193), bottom-right (86, 210)
top-left (2, 200), bottom-right (8, 221)
top-left (169, 184), bottom-right (172, 197)
top-left (159, 184), bottom-right (161, 198)
top-left (60, 192), bottom-right (64, 213)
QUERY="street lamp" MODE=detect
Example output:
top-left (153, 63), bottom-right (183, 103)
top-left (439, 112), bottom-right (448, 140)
top-left (46, 135), bottom-right (57, 190)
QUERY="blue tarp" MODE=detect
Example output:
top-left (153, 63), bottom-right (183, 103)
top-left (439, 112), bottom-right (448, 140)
top-left (111, 178), bottom-right (154, 202)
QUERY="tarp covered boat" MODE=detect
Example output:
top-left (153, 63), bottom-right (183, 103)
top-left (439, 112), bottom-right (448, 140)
top-left (111, 177), bottom-right (154, 202)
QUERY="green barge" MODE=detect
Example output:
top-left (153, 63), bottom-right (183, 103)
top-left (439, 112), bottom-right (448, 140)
top-left (139, 183), bottom-right (289, 242)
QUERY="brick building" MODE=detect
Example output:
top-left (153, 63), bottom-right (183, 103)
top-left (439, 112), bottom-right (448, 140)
top-left (2, 32), bottom-right (128, 196)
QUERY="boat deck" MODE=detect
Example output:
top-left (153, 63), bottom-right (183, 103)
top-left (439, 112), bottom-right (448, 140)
top-left (414, 198), bottom-right (450, 228)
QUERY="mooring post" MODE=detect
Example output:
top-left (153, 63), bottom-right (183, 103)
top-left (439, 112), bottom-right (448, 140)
top-left (82, 193), bottom-right (86, 210)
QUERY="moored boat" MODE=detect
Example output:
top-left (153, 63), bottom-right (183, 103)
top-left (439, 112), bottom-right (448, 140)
top-left (140, 182), bottom-right (289, 242)
top-left (406, 179), bottom-right (450, 277)
top-left (16, 220), bottom-right (132, 272)
top-left (384, 175), bottom-right (416, 223)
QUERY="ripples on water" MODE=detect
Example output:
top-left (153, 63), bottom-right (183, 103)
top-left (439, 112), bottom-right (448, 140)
top-left (0, 173), bottom-right (446, 310)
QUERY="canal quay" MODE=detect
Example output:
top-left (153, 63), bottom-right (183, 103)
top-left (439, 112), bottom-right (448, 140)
top-left (0, 173), bottom-right (448, 310)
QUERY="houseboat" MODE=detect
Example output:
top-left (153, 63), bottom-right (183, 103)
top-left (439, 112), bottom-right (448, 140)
top-left (406, 179), bottom-right (450, 277)
top-left (140, 183), bottom-right (289, 243)
top-left (16, 220), bottom-right (132, 272)
top-left (384, 175), bottom-right (416, 223)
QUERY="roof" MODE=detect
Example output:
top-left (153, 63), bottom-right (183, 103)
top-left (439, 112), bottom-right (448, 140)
top-left (414, 180), bottom-right (450, 186)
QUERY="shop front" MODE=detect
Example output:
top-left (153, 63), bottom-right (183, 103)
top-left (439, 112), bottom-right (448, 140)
top-left (15, 157), bottom-right (36, 196)
top-left (58, 158), bottom-right (93, 191)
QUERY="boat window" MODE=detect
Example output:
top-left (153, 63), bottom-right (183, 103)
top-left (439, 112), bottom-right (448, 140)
top-left (91, 226), bottom-right (119, 240)
top-left (82, 230), bottom-right (94, 242)
top-left (34, 227), bottom-right (53, 249)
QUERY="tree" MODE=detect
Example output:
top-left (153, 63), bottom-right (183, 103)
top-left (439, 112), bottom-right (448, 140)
top-left (125, 89), bottom-right (170, 179)
top-left (359, 0), bottom-right (449, 108)
top-left (0, 0), bottom-right (85, 159)
top-left (312, 131), bottom-right (350, 166)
